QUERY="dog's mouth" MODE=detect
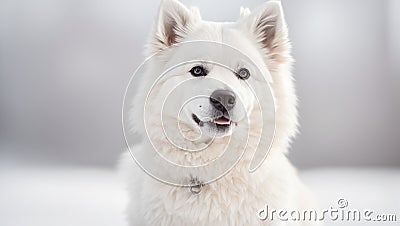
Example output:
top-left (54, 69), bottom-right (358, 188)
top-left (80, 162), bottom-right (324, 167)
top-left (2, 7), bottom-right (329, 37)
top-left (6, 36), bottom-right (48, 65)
top-left (192, 114), bottom-right (232, 129)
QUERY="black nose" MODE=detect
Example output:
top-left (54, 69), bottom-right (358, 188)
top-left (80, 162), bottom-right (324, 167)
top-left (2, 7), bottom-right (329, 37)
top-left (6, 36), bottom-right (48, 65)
top-left (210, 89), bottom-right (236, 111)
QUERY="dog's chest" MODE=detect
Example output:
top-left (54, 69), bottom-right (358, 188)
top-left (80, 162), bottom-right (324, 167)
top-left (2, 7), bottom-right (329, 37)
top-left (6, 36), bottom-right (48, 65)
top-left (141, 170), bottom-right (281, 225)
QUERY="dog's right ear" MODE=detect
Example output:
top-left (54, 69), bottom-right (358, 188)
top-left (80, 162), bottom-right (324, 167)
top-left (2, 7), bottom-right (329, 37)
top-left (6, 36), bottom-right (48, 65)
top-left (146, 0), bottom-right (200, 55)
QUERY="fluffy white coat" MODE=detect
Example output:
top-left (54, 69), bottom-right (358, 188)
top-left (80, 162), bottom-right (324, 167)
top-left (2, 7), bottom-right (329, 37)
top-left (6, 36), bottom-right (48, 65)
top-left (119, 0), bottom-right (317, 225)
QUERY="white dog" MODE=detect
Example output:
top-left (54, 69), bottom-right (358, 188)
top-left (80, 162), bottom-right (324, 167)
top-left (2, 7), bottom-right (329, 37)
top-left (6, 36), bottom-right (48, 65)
top-left (119, 0), bottom-right (317, 225)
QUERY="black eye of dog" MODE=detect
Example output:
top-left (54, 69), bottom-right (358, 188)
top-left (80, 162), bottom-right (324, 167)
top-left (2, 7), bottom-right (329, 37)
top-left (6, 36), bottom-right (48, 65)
top-left (190, 66), bottom-right (207, 77)
top-left (237, 68), bottom-right (250, 80)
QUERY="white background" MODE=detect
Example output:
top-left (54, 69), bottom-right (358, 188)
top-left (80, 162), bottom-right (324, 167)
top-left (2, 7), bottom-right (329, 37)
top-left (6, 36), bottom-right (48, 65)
top-left (1, 0), bottom-right (399, 168)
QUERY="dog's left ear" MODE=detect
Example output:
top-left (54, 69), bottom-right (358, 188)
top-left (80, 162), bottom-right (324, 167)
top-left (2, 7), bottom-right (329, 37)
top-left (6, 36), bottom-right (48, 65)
top-left (238, 1), bottom-right (290, 61)
top-left (147, 0), bottom-right (201, 55)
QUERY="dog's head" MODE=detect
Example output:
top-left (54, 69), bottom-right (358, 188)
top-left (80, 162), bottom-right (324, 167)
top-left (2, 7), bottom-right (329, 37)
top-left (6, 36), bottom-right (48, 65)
top-left (134, 0), bottom-right (296, 153)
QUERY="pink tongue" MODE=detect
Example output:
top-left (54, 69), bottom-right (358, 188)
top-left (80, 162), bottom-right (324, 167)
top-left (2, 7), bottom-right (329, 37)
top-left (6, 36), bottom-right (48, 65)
top-left (214, 117), bottom-right (230, 125)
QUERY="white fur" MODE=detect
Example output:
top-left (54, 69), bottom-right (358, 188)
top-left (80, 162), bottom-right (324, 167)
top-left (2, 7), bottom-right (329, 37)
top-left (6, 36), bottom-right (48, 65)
top-left (119, 0), bottom-right (317, 225)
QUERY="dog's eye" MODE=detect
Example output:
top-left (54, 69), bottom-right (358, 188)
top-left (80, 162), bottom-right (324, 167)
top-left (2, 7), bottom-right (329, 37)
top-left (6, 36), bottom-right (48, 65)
top-left (237, 68), bottom-right (250, 80)
top-left (190, 66), bottom-right (207, 77)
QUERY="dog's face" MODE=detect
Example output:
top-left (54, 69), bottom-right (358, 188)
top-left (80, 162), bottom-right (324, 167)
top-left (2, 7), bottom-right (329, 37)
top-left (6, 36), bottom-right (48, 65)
top-left (141, 0), bottom-right (294, 146)
top-left (159, 43), bottom-right (258, 138)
